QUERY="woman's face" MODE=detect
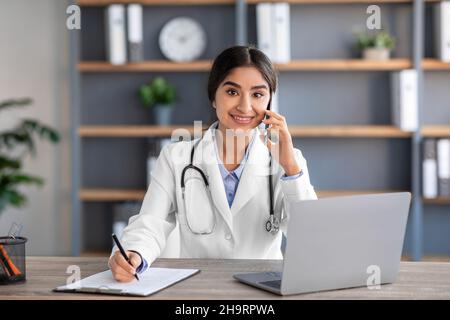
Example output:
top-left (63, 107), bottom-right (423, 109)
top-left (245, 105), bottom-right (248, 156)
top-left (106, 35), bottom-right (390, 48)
top-left (213, 66), bottom-right (271, 132)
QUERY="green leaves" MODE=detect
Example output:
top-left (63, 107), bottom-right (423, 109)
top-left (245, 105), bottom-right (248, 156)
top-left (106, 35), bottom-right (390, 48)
top-left (139, 84), bottom-right (156, 107)
top-left (356, 31), bottom-right (396, 51)
top-left (0, 119), bottom-right (60, 154)
top-left (138, 77), bottom-right (177, 107)
top-left (0, 98), bottom-right (59, 215)
top-left (0, 174), bottom-right (43, 211)
top-left (23, 120), bottom-right (60, 144)
top-left (0, 98), bottom-right (32, 112)
top-left (0, 156), bottom-right (20, 171)
top-left (0, 173), bottom-right (44, 188)
top-left (0, 189), bottom-right (26, 211)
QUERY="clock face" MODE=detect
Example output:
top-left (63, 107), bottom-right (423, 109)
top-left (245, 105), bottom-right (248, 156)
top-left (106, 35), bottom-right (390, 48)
top-left (159, 17), bottom-right (207, 62)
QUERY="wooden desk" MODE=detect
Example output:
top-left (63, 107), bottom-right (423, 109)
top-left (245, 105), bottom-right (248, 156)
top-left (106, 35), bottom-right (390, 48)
top-left (1, 257), bottom-right (449, 299)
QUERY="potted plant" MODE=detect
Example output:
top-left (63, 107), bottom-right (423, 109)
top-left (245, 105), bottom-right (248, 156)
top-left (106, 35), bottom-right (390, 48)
top-left (356, 31), bottom-right (396, 61)
top-left (138, 77), bottom-right (176, 125)
top-left (0, 98), bottom-right (59, 285)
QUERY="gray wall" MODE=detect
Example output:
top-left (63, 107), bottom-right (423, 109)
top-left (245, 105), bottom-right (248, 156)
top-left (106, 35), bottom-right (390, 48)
top-left (0, 0), bottom-right (72, 256)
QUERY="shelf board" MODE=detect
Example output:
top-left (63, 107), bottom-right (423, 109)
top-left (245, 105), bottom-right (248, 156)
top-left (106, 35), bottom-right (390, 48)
top-left (82, 189), bottom-right (448, 206)
top-left (78, 59), bottom-right (412, 72)
top-left (421, 126), bottom-right (450, 138)
top-left (78, 125), bottom-right (207, 137)
top-left (275, 59), bottom-right (412, 71)
top-left (288, 125), bottom-right (411, 138)
top-left (80, 188), bottom-right (404, 201)
top-left (78, 125), bottom-right (412, 138)
top-left (77, 0), bottom-right (235, 6)
top-left (78, 60), bottom-right (212, 72)
top-left (248, 0), bottom-right (415, 4)
top-left (402, 255), bottom-right (450, 262)
top-left (80, 188), bottom-right (146, 201)
top-left (82, 251), bottom-right (450, 260)
top-left (77, 0), bottom-right (442, 5)
top-left (423, 197), bottom-right (450, 205)
top-left (422, 59), bottom-right (450, 71)
top-left (80, 250), bottom-right (110, 257)
top-left (317, 189), bottom-right (406, 198)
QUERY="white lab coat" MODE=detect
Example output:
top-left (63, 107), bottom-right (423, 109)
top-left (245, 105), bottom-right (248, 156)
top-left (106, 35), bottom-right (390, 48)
top-left (113, 122), bottom-right (317, 271)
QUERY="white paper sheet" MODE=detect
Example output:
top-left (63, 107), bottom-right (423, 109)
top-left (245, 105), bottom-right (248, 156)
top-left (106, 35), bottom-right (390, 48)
top-left (55, 268), bottom-right (199, 296)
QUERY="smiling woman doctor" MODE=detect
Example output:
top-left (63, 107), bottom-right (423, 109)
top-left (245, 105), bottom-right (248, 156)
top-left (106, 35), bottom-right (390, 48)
top-left (109, 45), bottom-right (318, 282)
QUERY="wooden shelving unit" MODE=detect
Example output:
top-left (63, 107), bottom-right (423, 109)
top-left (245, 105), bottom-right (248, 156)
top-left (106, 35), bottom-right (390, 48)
top-left (72, 0), bottom-right (450, 260)
top-left (276, 59), bottom-right (412, 71)
top-left (78, 58), bottom-right (450, 73)
top-left (421, 126), bottom-right (450, 138)
top-left (422, 59), bottom-right (450, 71)
top-left (76, 0), bottom-right (427, 5)
top-left (423, 197), bottom-right (450, 205)
top-left (78, 125), bottom-right (205, 137)
top-left (78, 125), bottom-right (412, 138)
top-left (79, 188), bottom-right (407, 201)
top-left (80, 250), bottom-right (110, 257)
top-left (317, 189), bottom-right (408, 198)
top-left (77, 0), bottom-right (235, 6)
top-left (76, 0), bottom-right (443, 5)
top-left (78, 60), bottom-right (212, 72)
top-left (80, 188), bottom-right (449, 205)
top-left (248, 0), bottom-right (440, 3)
top-left (78, 59), bottom-right (413, 72)
top-left (287, 125), bottom-right (411, 138)
top-left (80, 188), bottom-right (146, 201)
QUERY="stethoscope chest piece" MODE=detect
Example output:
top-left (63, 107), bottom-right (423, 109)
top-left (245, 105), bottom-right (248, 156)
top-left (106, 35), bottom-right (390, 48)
top-left (265, 215), bottom-right (280, 235)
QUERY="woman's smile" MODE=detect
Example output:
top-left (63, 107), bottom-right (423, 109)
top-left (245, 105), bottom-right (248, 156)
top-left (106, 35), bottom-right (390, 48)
top-left (230, 114), bottom-right (256, 125)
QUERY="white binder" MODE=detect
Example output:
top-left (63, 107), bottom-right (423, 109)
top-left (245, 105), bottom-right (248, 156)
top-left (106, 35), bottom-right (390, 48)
top-left (423, 139), bottom-right (438, 199)
top-left (437, 139), bottom-right (450, 197)
top-left (105, 4), bottom-right (127, 65)
top-left (127, 4), bottom-right (144, 62)
top-left (390, 70), bottom-right (418, 132)
top-left (272, 2), bottom-right (291, 63)
top-left (256, 3), bottom-right (273, 60)
top-left (434, 1), bottom-right (450, 62)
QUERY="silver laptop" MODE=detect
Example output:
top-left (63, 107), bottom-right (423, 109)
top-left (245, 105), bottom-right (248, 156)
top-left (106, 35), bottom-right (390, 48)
top-left (233, 192), bottom-right (411, 295)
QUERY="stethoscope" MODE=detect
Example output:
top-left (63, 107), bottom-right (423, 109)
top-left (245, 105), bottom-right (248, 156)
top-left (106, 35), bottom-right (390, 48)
top-left (180, 123), bottom-right (280, 235)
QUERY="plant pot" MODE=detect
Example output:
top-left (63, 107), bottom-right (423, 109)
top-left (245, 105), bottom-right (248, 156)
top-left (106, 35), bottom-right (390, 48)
top-left (362, 48), bottom-right (391, 61)
top-left (0, 237), bottom-right (27, 285)
top-left (153, 104), bottom-right (173, 125)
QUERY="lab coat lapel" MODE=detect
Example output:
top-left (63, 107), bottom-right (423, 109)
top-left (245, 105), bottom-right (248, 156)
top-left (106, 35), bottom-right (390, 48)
top-left (192, 124), bottom-right (233, 232)
top-left (231, 128), bottom-right (270, 215)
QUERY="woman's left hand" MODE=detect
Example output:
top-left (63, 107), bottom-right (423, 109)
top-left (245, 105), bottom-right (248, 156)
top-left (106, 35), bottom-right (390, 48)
top-left (261, 110), bottom-right (302, 176)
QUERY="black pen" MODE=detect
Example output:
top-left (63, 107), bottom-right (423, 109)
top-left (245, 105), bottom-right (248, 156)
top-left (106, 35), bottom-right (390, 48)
top-left (112, 233), bottom-right (140, 281)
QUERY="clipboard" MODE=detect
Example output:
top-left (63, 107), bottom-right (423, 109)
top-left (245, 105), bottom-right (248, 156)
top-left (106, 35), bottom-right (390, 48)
top-left (54, 268), bottom-right (200, 297)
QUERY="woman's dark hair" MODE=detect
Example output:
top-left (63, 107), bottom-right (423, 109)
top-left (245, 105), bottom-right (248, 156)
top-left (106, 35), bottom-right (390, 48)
top-left (207, 45), bottom-right (278, 111)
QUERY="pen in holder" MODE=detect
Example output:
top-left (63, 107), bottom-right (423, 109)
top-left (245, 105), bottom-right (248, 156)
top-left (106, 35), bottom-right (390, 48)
top-left (0, 237), bottom-right (27, 285)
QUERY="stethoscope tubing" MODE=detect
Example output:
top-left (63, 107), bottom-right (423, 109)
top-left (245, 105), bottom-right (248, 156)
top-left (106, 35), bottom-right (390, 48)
top-left (181, 129), bottom-right (278, 235)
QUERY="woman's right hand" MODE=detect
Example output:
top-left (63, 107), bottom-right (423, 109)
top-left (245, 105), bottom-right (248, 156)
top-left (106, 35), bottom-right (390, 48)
top-left (109, 250), bottom-right (142, 282)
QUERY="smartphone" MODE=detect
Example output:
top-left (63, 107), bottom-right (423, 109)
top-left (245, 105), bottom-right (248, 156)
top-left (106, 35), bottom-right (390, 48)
top-left (263, 102), bottom-right (271, 144)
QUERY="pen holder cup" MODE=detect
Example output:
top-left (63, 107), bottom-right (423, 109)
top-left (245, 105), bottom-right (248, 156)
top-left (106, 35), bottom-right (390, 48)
top-left (0, 237), bottom-right (27, 285)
